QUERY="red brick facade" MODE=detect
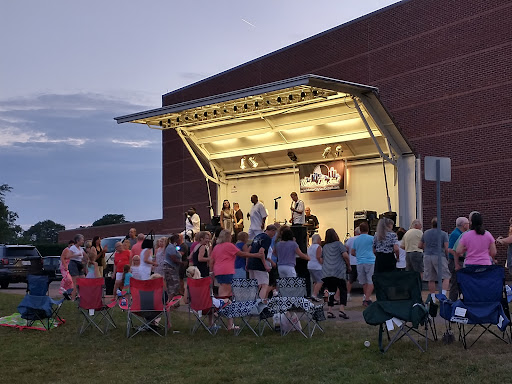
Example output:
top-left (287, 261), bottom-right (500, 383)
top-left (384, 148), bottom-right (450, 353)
top-left (61, 0), bottom-right (512, 266)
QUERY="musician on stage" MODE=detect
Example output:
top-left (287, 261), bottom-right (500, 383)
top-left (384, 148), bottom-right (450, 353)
top-left (305, 207), bottom-right (319, 237)
top-left (289, 192), bottom-right (305, 225)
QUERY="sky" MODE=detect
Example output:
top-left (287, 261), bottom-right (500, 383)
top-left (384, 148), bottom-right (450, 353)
top-left (0, 0), bottom-right (400, 230)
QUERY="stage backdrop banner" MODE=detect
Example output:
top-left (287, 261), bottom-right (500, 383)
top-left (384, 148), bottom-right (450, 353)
top-left (299, 160), bottom-right (345, 193)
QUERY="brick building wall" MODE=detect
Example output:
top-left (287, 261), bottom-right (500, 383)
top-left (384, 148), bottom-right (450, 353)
top-left (160, 0), bottom-right (512, 263)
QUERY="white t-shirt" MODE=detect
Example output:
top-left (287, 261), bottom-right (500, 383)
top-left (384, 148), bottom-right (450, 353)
top-left (345, 235), bottom-right (358, 265)
top-left (249, 202), bottom-right (267, 231)
top-left (185, 213), bottom-right (201, 234)
top-left (307, 243), bottom-right (322, 270)
top-left (69, 245), bottom-right (85, 262)
top-left (397, 240), bottom-right (407, 269)
top-left (291, 199), bottom-right (305, 224)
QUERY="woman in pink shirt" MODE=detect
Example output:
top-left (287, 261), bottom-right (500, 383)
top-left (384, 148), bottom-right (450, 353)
top-left (456, 212), bottom-right (496, 268)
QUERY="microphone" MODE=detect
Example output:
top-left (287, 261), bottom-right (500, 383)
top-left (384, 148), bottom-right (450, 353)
top-left (274, 196), bottom-right (281, 200)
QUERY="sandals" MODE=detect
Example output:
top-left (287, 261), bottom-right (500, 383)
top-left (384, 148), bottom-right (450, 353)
top-left (339, 311), bottom-right (349, 319)
top-left (327, 312), bottom-right (336, 319)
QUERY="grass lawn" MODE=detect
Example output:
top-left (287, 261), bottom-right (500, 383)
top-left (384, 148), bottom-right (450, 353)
top-left (1, 292), bottom-right (511, 384)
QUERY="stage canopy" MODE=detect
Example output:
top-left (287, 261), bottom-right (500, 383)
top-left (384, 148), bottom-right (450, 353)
top-left (115, 75), bottom-right (418, 227)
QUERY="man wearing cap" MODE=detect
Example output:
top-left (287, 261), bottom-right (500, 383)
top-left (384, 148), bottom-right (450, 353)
top-left (246, 224), bottom-right (277, 299)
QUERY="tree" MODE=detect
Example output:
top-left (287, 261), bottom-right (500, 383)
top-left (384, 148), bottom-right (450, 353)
top-left (92, 214), bottom-right (127, 227)
top-left (0, 184), bottom-right (23, 243)
top-left (23, 219), bottom-right (65, 244)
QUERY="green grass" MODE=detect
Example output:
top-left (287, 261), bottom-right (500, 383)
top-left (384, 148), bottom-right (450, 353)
top-left (0, 292), bottom-right (511, 384)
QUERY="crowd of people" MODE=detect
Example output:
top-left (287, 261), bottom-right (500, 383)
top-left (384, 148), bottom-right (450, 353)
top-left (58, 190), bottom-right (512, 326)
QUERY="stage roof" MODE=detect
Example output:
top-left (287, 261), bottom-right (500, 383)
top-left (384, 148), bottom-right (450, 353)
top-left (115, 75), bottom-right (413, 182)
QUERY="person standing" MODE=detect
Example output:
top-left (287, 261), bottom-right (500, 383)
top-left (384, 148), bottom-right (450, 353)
top-left (496, 218), bottom-right (512, 274)
top-left (130, 233), bottom-right (145, 258)
top-left (246, 225), bottom-right (276, 299)
top-left (344, 227), bottom-right (360, 302)
top-left (59, 240), bottom-right (74, 297)
top-left (68, 234), bottom-right (87, 300)
top-left (419, 217), bottom-right (450, 301)
top-left (305, 207), bottom-right (319, 239)
top-left (447, 217), bottom-right (469, 301)
top-left (233, 203), bottom-right (244, 241)
top-left (220, 200), bottom-right (234, 236)
top-left (139, 239), bottom-right (156, 280)
top-left (190, 231), bottom-right (211, 278)
top-left (163, 234), bottom-right (183, 299)
top-left (352, 222), bottom-right (376, 306)
top-left (154, 237), bottom-right (167, 277)
top-left (396, 228), bottom-right (407, 271)
top-left (456, 212), bottom-right (496, 268)
top-left (92, 236), bottom-right (106, 277)
top-left (289, 192), bottom-right (305, 225)
top-left (373, 218), bottom-right (400, 273)
top-left (320, 228), bottom-right (351, 319)
top-left (113, 241), bottom-right (131, 294)
top-left (402, 219), bottom-right (424, 278)
top-left (248, 195), bottom-right (267, 240)
top-left (274, 228), bottom-right (310, 278)
top-left (307, 234), bottom-right (323, 302)
top-left (127, 227), bottom-right (137, 248)
top-left (184, 207), bottom-right (201, 241)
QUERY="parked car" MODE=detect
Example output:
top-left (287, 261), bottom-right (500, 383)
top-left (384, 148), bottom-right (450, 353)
top-left (43, 256), bottom-right (62, 281)
top-left (0, 244), bottom-right (44, 289)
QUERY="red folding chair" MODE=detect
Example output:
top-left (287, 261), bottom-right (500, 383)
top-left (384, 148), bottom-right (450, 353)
top-left (127, 277), bottom-right (181, 338)
top-left (76, 278), bottom-right (117, 335)
top-left (187, 277), bottom-right (226, 335)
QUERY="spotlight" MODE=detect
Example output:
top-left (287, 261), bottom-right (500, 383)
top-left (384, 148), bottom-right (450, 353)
top-left (287, 151), bottom-right (298, 162)
top-left (277, 97), bottom-right (282, 103)
top-left (254, 101), bottom-right (259, 108)
top-left (240, 156), bottom-right (247, 170)
top-left (288, 94), bottom-right (293, 101)
top-left (233, 106), bottom-right (238, 111)
top-left (313, 90), bottom-right (318, 97)
top-left (244, 103), bottom-right (248, 110)
top-left (300, 91), bottom-right (306, 99)
top-left (185, 116), bottom-right (189, 121)
top-left (159, 121), bottom-right (163, 126)
top-left (266, 100), bottom-right (271, 105)
top-left (213, 110), bottom-right (217, 116)
top-left (168, 119), bottom-right (171, 124)
top-left (322, 146), bottom-right (332, 158)
top-left (247, 156), bottom-right (258, 168)
top-left (194, 113), bottom-right (199, 119)
top-left (335, 145), bottom-right (343, 157)
top-left (203, 111), bottom-right (208, 117)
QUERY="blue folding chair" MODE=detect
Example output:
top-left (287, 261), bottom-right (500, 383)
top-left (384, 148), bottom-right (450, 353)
top-left (437, 265), bottom-right (510, 349)
top-left (17, 275), bottom-right (65, 330)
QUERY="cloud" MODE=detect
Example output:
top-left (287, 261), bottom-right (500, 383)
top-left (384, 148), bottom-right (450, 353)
top-left (0, 126), bottom-right (87, 147)
top-left (112, 139), bottom-right (155, 148)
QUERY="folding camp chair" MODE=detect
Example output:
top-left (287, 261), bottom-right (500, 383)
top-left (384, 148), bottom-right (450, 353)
top-left (76, 278), bottom-right (117, 335)
top-left (275, 277), bottom-right (324, 338)
top-left (127, 277), bottom-right (179, 338)
top-left (437, 265), bottom-right (510, 349)
top-left (363, 271), bottom-right (429, 352)
top-left (17, 274), bottom-right (65, 330)
top-left (218, 278), bottom-right (272, 336)
top-left (187, 277), bottom-right (226, 335)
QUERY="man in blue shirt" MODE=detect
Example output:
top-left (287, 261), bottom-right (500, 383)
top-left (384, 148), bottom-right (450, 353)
top-left (247, 225), bottom-right (277, 299)
top-left (351, 222), bottom-right (376, 306)
top-left (447, 217), bottom-right (469, 301)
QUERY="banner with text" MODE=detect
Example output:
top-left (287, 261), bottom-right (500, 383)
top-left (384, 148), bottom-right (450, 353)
top-left (298, 160), bottom-right (345, 193)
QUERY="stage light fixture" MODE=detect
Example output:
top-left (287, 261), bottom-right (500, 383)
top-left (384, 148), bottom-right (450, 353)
top-left (247, 156), bottom-right (258, 168)
top-left (185, 116), bottom-right (189, 121)
top-left (313, 90), bottom-right (318, 96)
top-left (213, 110), bottom-right (217, 116)
top-left (335, 145), bottom-right (343, 157)
top-left (300, 91), bottom-right (306, 99)
top-left (254, 101), bottom-right (259, 108)
top-left (277, 96), bottom-right (282, 103)
top-left (322, 146), bottom-right (332, 158)
top-left (194, 113), bottom-right (198, 119)
top-left (159, 121), bottom-right (163, 126)
top-left (240, 156), bottom-right (247, 170)
top-left (288, 94), bottom-right (293, 101)
top-left (203, 111), bottom-right (208, 117)
top-left (287, 151), bottom-right (298, 162)
top-left (244, 103), bottom-right (248, 109)
top-left (233, 106), bottom-right (238, 111)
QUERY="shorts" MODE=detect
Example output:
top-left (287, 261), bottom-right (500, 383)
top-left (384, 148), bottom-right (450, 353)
top-left (406, 251), bottom-right (424, 273)
top-left (216, 274), bottom-right (234, 284)
top-left (115, 272), bottom-right (124, 281)
top-left (248, 270), bottom-right (269, 286)
top-left (357, 264), bottom-right (375, 285)
top-left (309, 269), bottom-right (322, 283)
top-left (233, 268), bottom-right (247, 279)
top-left (423, 254), bottom-right (451, 281)
top-left (348, 265), bottom-right (358, 284)
top-left (68, 260), bottom-right (84, 277)
top-left (277, 265), bottom-right (296, 278)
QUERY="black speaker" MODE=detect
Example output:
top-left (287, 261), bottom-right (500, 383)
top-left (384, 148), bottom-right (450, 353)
top-left (379, 211), bottom-right (398, 226)
top-left (354, 218), bottom-right (369, 230)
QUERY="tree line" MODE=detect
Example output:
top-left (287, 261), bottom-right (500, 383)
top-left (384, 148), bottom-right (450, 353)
top-left (0, 184), bottom-right (127, 245)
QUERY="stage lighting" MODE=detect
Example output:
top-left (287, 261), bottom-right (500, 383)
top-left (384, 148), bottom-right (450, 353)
top-left (322, 146), bottom-right (332, 158)
top-left (287, 151), bottom-right (298, 162)
top-left (277, 96), bottom-right (282, 103)
top-left (159, 121), bottom-right (163, 126)
top-left (335, 145), bottom-right (343, 157)
top-left (240, 156), bottom-right (247, 170)
top-left (288, 94), bottom-right (293, 101)
top-left (247, 156), bottom-right (258, 168)
top-left (300, 91), bottom-right (306, 100)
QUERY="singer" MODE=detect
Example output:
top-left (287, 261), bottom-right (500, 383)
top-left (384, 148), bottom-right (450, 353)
top-left (290, 192), bottom-right (305, 225)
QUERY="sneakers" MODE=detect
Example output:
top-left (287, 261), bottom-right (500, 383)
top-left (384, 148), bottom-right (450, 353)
top-left (347, 293), bottom-right (352, 302)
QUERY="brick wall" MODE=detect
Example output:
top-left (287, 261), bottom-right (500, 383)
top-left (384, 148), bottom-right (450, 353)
top-left (159, 0), bottom-right (512, 264)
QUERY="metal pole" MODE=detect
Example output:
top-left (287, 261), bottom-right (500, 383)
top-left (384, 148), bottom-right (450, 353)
top-left (436, 160), bottom-right (442, 293)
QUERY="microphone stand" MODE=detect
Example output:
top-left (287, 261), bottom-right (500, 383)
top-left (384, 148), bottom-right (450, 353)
top-left (273, 197), bottom-right (279, 223)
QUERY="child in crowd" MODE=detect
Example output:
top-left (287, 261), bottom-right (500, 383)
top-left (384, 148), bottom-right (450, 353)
top-left (85, 241), bottom-right (100, 278)
top-left (131, 255), bottom-right (142, 280)
top-left (122, 264), bottom-right (132, 297)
